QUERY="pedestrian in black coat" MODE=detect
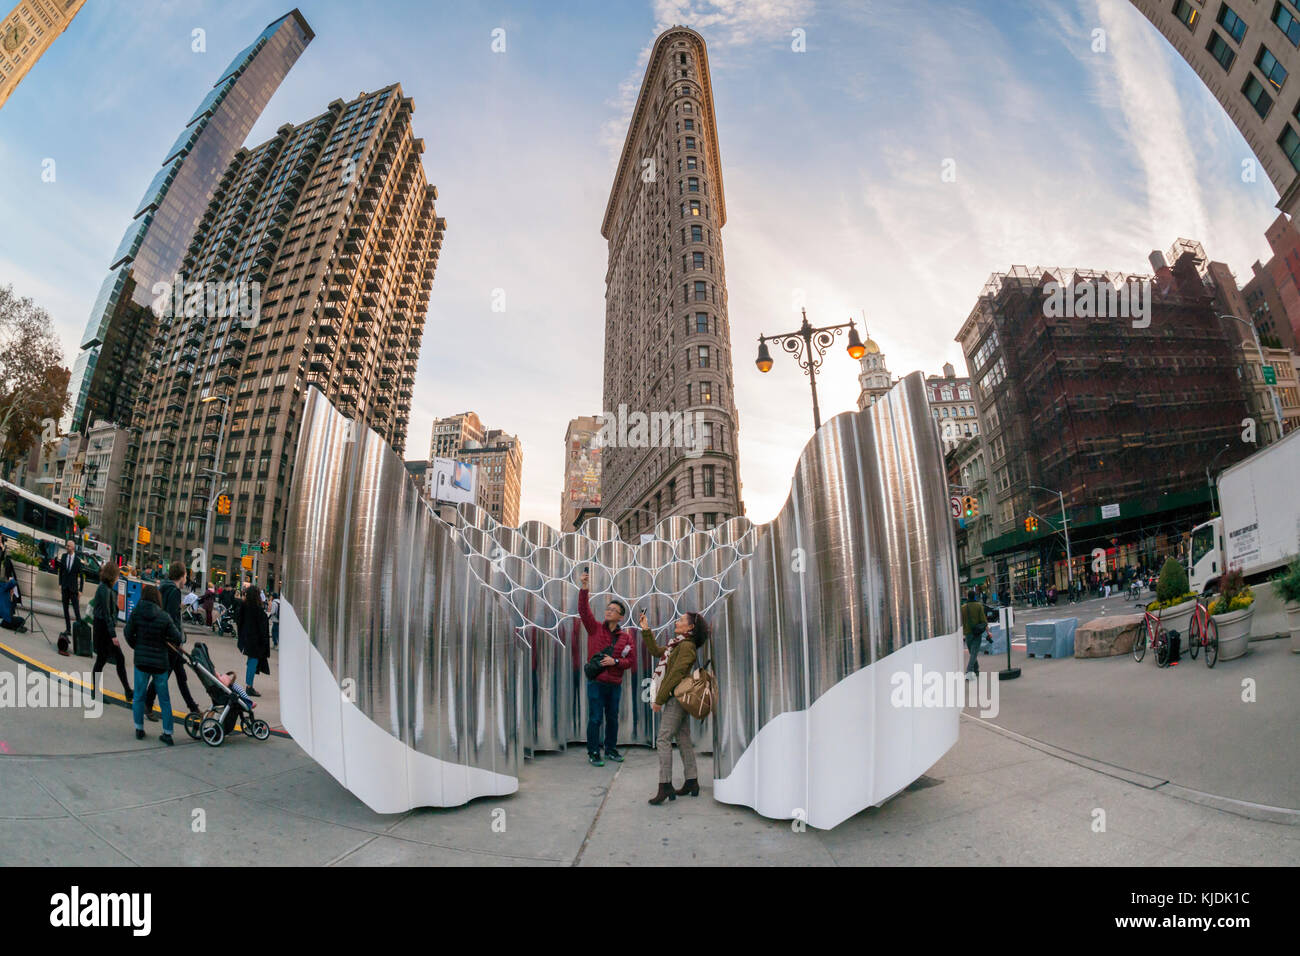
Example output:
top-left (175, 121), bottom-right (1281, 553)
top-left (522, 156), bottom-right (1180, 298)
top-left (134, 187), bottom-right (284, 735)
top-left (91, 563), bottom-right (131, 702)
top-left (236, 586), bottom-right (270, 696)
top-left (143, 562), bottom-right (201, 717)
top-left (125, 584), bottom-right (182, 744)
top-left (56, 538), bottom-right (84, 638)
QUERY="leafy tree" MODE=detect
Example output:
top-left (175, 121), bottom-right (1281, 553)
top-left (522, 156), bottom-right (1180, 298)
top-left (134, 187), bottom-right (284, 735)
top-left (0, 285), bottom-right (70, 480)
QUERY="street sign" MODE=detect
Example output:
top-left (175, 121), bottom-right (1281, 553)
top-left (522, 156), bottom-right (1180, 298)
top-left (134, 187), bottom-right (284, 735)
top-left (950, 495), bottom-right (961, 518)
top-left (240, 543), bottom-right (249, 557)
top-left (1263, 365), bottom-right (1277, 385)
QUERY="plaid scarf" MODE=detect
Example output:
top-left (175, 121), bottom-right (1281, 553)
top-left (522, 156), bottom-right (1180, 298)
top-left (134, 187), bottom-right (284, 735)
top-left (649, 634), bottom-right (685, 703)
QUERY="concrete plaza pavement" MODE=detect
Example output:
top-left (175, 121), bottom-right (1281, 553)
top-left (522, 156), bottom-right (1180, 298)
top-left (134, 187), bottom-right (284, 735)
top-left (3, 629), bottom-right (1297, 865)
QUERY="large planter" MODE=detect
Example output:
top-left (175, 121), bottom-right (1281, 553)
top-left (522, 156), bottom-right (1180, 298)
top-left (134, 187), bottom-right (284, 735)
top-left (1288, 604), bottom-right (1300, 654)
top-left (1212, 606), bottom-right (1254, 661)
top-left (1153, 598), bottom-right (1195, 636)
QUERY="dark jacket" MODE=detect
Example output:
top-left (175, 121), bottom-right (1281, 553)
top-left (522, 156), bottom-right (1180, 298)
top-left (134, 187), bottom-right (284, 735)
top-left (576, 588), bottom-right (636, 684)
top-left (57, 551), bottom-right (83, 592)
top-left (124, 599), bottom-right (182, 675)
top-left (642, 627), bottom-right (699, 707)
top-left (92, 580), bottom-right (117, 653)
top-left (159, 580), bottom-right (184, 639)
top-left (237, 600), bottom-right (271, 663)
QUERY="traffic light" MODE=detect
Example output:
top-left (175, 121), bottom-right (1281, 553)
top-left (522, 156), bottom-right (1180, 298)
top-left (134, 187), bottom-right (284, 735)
top-left (1024, 516), bottom-right (1039, 533)
top-left (137, 525), bottom-right (150, 545)
top-left (260, 539), bottom-right (270, 553)
top-left (962, 495), bottom-right (976, 518)
top-left (217, 494), bottom-right (231, 516)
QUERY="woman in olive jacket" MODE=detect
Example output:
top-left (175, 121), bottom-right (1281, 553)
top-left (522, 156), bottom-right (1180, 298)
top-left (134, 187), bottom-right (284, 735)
top-left (125, 584), bottom-right (183, 745)
top-left (640, 609), bottom-right (710, 805)
top-left (91, 563), bottom-right (131, 702)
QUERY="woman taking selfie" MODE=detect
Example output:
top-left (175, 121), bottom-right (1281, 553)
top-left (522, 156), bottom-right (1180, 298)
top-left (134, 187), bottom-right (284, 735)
top-left (639, 609), bottom-right (709, 805)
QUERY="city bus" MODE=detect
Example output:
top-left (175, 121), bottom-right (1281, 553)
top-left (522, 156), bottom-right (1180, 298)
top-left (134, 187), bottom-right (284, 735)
top-left (0, 478), bottom-right (76, 567)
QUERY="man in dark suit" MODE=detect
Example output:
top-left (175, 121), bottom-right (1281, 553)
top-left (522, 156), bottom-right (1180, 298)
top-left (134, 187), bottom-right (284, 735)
top-left (57, 539), bottom-right (83, 638)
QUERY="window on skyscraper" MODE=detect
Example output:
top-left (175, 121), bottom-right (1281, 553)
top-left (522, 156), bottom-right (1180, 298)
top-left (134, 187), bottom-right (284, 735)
top-left (1243, 73), bottom-right (1275, 117)
top-left (1256, 45), bottom-right (1288, 89)
top-left (1218, 2), bottom-right (1247, 42)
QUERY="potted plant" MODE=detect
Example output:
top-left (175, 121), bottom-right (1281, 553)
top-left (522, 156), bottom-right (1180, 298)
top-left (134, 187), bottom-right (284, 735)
top-left (1272, 556), bottom-right (1300, 654)
top-left (1146, 556), bottom-right (1196, 634)
top-left (1208, 568), bottom-right (1255, 661)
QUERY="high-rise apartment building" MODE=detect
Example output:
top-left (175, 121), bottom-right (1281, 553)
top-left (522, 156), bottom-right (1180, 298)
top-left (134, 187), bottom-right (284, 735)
top-left (956, 245), bottom-right (1252, 593)
top-left (459, 429), bottom-right (522, 526)
top-left (600, 26), bottom-right (743, 539)
top-left (1129, 1), bottom-right (1300, 223)
top-left (124, 83), bottom-right (444, 586)
top-left (429, 411), bottom-right (484, 459)
top-left (0, 0), bottom-right (86, 111)
top-left (67, 10), bottom-right (314, 434)
top-left (561, 415), bottom-right (602, 530)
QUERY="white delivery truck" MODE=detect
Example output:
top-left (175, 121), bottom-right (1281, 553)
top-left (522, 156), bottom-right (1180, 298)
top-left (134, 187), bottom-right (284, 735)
top-left (1187, 427), bottom-right (1300, 594)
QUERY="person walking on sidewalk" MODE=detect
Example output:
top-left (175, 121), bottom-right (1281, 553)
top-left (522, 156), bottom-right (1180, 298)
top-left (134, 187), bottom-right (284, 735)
top-left (125, 584), bottom-right (182, 745)
top-left (236, 585), bottom-right (270, 697)
top-left (90, 563), bottom-right (131, 702)
top-left (640, 609), bottom-right (710, 805)
top-left (962, 588), bottom-right (988, 679)
top-left (269, 591), bottom-right (281, 649)
top-left (576, 570), bottom-right (636, 766)
top-left (143, 562), bottom-right (201, 720)
top-left (57, 539), bottom-right (83, 640)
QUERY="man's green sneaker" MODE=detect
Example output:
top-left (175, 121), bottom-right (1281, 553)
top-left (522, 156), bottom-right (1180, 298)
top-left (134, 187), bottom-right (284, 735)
top-left (605, 748), bottom-right (624, 763)
top-left (588, 752), bottom-right (605, 767)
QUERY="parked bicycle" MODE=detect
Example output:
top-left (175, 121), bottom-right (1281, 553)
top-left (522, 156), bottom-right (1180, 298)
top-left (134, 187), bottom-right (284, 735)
top-left (1182, 595), bottom-right (1219, 668)
top-left (1133, 604), bottom-right (1172, 667)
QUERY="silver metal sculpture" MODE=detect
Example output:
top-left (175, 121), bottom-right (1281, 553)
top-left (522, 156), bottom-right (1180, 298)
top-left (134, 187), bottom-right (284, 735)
top-left (280, 371), bottom-right (962, 828)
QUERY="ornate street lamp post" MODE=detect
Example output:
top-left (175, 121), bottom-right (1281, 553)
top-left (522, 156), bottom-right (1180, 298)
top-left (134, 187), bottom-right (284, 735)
top-left (755, 308), bottom-right (865, 431)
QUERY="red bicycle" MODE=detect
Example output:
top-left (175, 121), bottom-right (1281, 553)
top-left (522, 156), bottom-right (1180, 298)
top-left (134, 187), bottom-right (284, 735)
top-left (1183, 596), bottom-right (1219, 668)
top-left (1133, 606), bottom-right (1171, 667)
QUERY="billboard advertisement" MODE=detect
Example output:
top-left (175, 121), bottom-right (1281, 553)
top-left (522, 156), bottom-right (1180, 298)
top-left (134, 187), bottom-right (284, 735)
top-left (431, 457), bottom-right (477, 505)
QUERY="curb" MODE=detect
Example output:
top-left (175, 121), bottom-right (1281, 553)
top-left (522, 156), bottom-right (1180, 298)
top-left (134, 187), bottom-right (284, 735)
top-left (963, 713), bottom-right (1299, 825)
top-left (0, 639), bottom-right (291, 742)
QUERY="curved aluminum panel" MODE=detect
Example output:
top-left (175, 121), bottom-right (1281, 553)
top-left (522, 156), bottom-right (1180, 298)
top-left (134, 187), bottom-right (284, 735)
top-left (282, 372), bottom-right (959, 826)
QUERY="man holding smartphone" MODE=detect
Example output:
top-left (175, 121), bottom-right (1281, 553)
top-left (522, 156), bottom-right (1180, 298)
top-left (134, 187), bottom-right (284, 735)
top-left (577, 569), bottom-right (636, 766)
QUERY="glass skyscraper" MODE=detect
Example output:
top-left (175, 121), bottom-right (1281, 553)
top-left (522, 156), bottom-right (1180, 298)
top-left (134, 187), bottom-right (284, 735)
top-left (66, 8), bottom-right (314, 433)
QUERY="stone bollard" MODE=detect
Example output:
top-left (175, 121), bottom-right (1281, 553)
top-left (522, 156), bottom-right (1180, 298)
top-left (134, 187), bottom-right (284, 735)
top-left (1074, 613), bottom-right (1145, 658)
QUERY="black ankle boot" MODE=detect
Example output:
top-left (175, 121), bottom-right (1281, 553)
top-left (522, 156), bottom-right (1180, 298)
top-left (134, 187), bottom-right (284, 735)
top-left (648, 782), bottom-right (676, 805)
top-left (675, 778), bottom-right (699, 797)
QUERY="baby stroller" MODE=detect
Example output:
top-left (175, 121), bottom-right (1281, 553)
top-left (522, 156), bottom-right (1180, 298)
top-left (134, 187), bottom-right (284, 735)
top-left (177, 641), bottom-right (271, 746)
top-left (212, 603), bottom-right (237, 638)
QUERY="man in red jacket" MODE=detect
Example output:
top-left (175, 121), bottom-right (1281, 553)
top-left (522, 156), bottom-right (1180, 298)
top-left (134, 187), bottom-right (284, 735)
top-left (578, 570), bottom-right (636, 766)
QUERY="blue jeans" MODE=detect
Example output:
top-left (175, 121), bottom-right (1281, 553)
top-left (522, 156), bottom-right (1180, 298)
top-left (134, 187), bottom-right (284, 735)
top-left (272, 621), bottom-right (279, 648)
top-left (586, 680), bottom-right (622, 755)
top-left (133, 668), bottom-right (173, 735)
top-left (245, 656), bottom-right (258, 687)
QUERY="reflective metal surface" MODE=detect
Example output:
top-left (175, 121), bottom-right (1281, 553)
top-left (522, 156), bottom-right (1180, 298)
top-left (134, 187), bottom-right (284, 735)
top-left (281, 373), bottom-right (959, 825)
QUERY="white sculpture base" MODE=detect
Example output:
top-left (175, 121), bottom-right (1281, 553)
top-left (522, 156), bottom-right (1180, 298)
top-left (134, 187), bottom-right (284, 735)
top-left (713, 630), bottom-right (962, 830)
top-left (278, 599), bottom-right (519, 814)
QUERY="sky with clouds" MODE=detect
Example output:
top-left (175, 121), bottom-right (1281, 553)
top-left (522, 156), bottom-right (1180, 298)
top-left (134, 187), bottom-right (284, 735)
top-left (0, 0), bottom-right (1283, 528)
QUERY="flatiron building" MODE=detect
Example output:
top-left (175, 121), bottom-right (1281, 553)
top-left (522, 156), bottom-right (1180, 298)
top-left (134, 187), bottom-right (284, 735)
top-left (600, 26), bottom-right (743, 539)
